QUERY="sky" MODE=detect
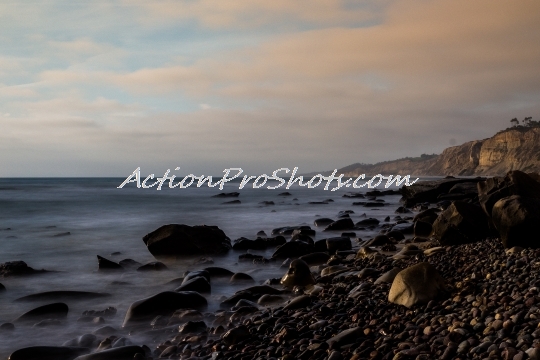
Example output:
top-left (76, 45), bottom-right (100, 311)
top-left (1, 0), bottom-right (539, 177)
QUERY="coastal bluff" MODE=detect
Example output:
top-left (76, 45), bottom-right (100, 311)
top-left (337, 127), bottom-right (540, 177)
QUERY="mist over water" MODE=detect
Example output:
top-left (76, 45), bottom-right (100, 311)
top-left (0, 176), bottom-right (426, 357)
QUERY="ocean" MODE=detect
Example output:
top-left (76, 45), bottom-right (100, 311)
top-left (0, 176), bottom-right (418, 357)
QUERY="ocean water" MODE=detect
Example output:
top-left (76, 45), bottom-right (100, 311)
top-left (0, 176), bottom-right (420, 357)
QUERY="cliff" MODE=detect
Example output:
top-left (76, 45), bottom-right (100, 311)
top-left (338, 127), bottom-right (540, 177)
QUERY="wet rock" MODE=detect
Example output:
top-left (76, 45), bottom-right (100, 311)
top-left (390, 222), bottom-right (414, 234)
top-left (221, 325), bottom-right (250, 345)
top-left (355, 247), bottom-right (379, 259)
top-left (299, 252), bottom-right (330, 266)
top-left (179, 320), bottom-right (207, 334)
top-left (230, 273), bottom-right (255, 284)
top-left (385, 230), bottom-right (405, 240)
top-left (401, 178), bottom-right (483, 207)
top-left (0, 261), bottom-right (47, 278)
top-left (257, 294), bottom-right (286, 306)
top-left (117, 259), bottom-right (141, 269)
top-left (72, 345), bottom-right (145, 360)
top-left (414, 221), bottom-right (432, 237)
top-left (364, 235), bottom-right (390, 246)
top-left (291, 233), bottom-right (314, 244)
top-left (492, 195), bottom-right (540, 248)
top-left (281, 259), bottom-right (315, 288)
top-left (323, 218), bottom-right (354, 231)
top-left (431, 201), bottom-right (490, 245)
top-left (14, 302), bottom-right (68, 322)
top-left (123, 291), bottom-right (207, 327)
top-left (413, 208), bottom-right (440, 224)
top-left (326, 326), bottom-right (363, 346)
top-left (97, 256), bottom-right (123, 271)
top-left (203, 267), bottom-right (234, 278)
top-left (175, 276), bottom-right (211, 294)
top-left (142, 224), bottom-right (231, 257)
top-left (183, 270), bottom-right (210, 283)
top-left (212, 192), bottom-right (240, 197)
top-left (9, 346), bottom-right (89, 360)
top-left (0, 322), bottom-right (14, 331)
top-left (388, 262), bottom-right (447, 308)
top-left (136, 261), bottom-right (167, 271)
top-left (63, 334), bottom-right (97, 348)
top-left (0, 282), bottom-right (5, 291)
top-left (326, 237), bottom-right (352, 254)
top-left (82, 306), bottom-right (117, 318)
top-left (15, 291), bottom-right (111, 302)
top-left (283, 295), bottom-right (311, 310)
top-left (314, 218), bottom-right (335, 227)
top-left (356, 218), bottom-right (380, 226)
top-left (272, 241), bottom-right (315, 259)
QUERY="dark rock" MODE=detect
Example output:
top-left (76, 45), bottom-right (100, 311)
top-left (179, 320), bottom-right (207, 334)
top-left (15, 302), bottom-right (68, 322)
top-left (414, 221), bottom-right (433, 237)
top-left (478, 170), bottom-right (540, 217)
top-left (123, 291), bottom-right (207, 327)
top-left (356, 218), bottom-right (380, 226)
top-left (9, 346), bottom-right (89, 360)
top-left (341, 232), bottom-right (356, 237)
top-left (278, 192), bottom-right (292, 196)
top-left (221, 325), bottom-right (250, 346)
top-left (0, 282), bottom-right (5, 291)
top-left (385, 230), bottom-right (405, 240)
top-left (117, 259), bottom-right (141, 269)
top-left (364, 235), bottom-right (390, 246)
top-left (142, 224), bottom-right (231, 257)
top-left (413, 208), bottom-right (440, 224)
top-left (259, 201), bottom-right (274, 205)
top-left (326, 327), bottom-right (363, 346)
top-left (343, 192), bottom-right (365, 198)
top-left (175, 276), bottom-right (211, 294)
top-left (324, 218), bottom-right (354, 231)
top-left (222, 200), bottom-right (241, 204)
top-left (136, 261), bottom-right (167, 271)
top-left (280, 259), bottom-right (315, 288)
top-left (326, 237), bottom-right (352, 254)
top-left (232, 238), bottom-right (266, 250)
top-left (230, 273), bottom-right (255, 284)
top-left (314, 218), bottom-right (335, 227)
top-left (203, 266), bottom-right (234, 278)
top-left (212, 192), bottom-right (240, 197)
top-left (291, 233), bottom-right (314, 244)
top-left (431, 201), bottom-right (490, 245)
top-left (272, 241), bottom-right (315, 259)
top-left (299, 252), bottom-right (330, 265)
top-left (400, 178), bottom-right (484, 207)
top-left (492, 195), bottom-right (540, 248)
top-left (390, 222), bottom-right (414, 234)
top-left (183, 270), bottom-right (210, 282)
top-left (0, 261), bottom-right (47, 278)
top-left (291, 228), bottom-right (316, 237)
top-left (72, 346), bottom-right (145, 360)
top-left (15, 291), bottom-right (111, 302)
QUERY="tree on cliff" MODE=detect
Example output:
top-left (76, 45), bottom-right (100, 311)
top-left (510, 118), bottom-right (519, 126)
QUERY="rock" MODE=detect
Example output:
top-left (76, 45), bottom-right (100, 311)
top-left (356, 247), bottom-right (379, 259)
top-left (184, 270), bottom-right (210, 282)
top-left (212, 192), bottom-right (240, 197)
top-left (478, 170), bottom-right (540, 217)
top-left (142, 224), bottom-right (231, 257)
top-left (374, 267), bottom-right (401, 284)
top-left (123, 291), bottom-right (207, 327)
top-left (117, 259), bottom-right (141, 269)
top-left (0, 261), bottom-right (47, 278)
top-left (281, 259), bottom-right (315, 288)
top-left (221, 325), bottom-right (250, 345)
top-left (257, 294), bottom-right (286, 306)
top-left (364, 235), bottom-right (390, 246)
top-left (390, 222), bottom-right (414, 234)
top-left (323, 218), bottom-right (354, 231)
top-left (63, 334), bottom-right (97, 348)
top-left (326, 237), bottom-right (352, 254)
top-left (232, 238), bottom-right (267, 250)
top-left (272, 241), bottom-right (315, 259)
top-left (431, 201), bottom-right (490, 245)
top-left (0, 282), bottom-right (5, 291)
top-left (326, 327), bottom-right (363, 346)
top-left (299, 252), bottom-right (330, 265)
top-left (136, 261), bottom-right (167, 271)
top-left (97, 256), bottom-right (123, 271)
top-left (203, 267), bottom-right (234, 278)
top-left (314, 218), bottom-right (335, 227)
top-left (385, 230), bottom-right (405, 241)
top-left (401, 178), bottom-right (483, 207)
top-left (179, 320), bottom-right (207, 334)
top-left (356, 218), bottom-right (380, 226)
top-left (0, 322), bottom-right (14, 331)
top-left (413, 208), bottom-right (440, 224)
top-left (388, 262), bottom-right (447, 308)
top-left (9, 346), bottom-right (89, 360)
top-left (423, 247), bottom-right (445, 256)
top-left (175, 276), bottom-right (211, 294)
top-left (491, 195), bottom-right (540, 248)
top-left (230, 273), bottom-right (255, 284)
top-left (15, 291), bottom-right (110, 302)
top-left (14, 303), bottom-right (68, 322)
top-left (291, 228), bottom-right (316, 237)
top-left (72, 346), bottom-right (145, 360)
top-left (291, 233), bottom-right (314, 244)
top-left (414, 221), bottom-right (432, 237)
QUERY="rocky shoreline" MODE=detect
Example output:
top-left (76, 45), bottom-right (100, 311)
top-left (3, 170), bottom-right (540, 360)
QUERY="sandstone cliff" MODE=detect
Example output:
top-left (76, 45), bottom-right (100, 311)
top-left (339, 127), bottom-right (540, 177)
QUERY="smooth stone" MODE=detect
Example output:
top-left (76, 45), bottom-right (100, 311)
top-left (388, 262), bottom-right (447, 308)
top-left (136, 261), bottom-right (167, 271)
top-left (9, 346), bottom-right (89, 360)
top-left (123, 291), bottom-right (207, 327)
top-left (183, 270), bottom-right (210, 283)
top-left (355, 247), bottom-right (379, 259)
top-left (272, 241), bottom-right (315, 259)
top-left (314, 218), bottom-right (335, 227)
top-left (414, 220), bottom-right (433, 237)
top-left (323, 218), bottom-right (354, 231)
top-left (326, 237), bottom-right (352, 255)
top-left (97, 256), bottom-right (123, 271)
top-left (221, 325), bottom-right (250, 345)
top-left (283, 295), bottom-right (311, 310)
top-left (203, 267), bottom-right (234, 277)
top-left (257, 294), bottom-right (286, 306)
top-left (73, 346), bottom-right (145, 360)
top-left (326, 327), bottom-right (363, 346)
top-left (424, 247), bottom-right (445, 256)
top-left (320, 265), bottom-right (348, 276)
top-left (492, 195), bottom-right (540, 248)
top-left (117, 259), bottom-right (141, 269)
top-left (431, 201), bottom-right (490, 245)
top-left (14, 302), bottom-right (68, 322)
top-left (0, 261), bottom-right (47, 277)
top-left (0, 282), bottom-right (5, 291)
top-left (230, 273), bottom-right (255, 284)
top-left (175, 276), bottom-right (211, 294)
top-left (299, 252), bottom-right (330, 266)
top-left (281, 259), bottom-right (315, 288)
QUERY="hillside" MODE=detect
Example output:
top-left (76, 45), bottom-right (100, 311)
top-left (335, 127), bottom-right (540, 177)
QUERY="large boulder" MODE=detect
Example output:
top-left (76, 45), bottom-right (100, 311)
top-left (9, 346), bottom-right (89, 360)
top-left (280, 259), bottom-right (315, 288)
top-left (175, 276), bottom-right (211, 294)
top-left (323, 218), bottom-right (354, 231)
top-left (0, 261), bottom-right (47, 278)
top-left (14, 303), bottom-right (68, 323)
top-left (122, 291), bottom-right (207, 327)
top-left (72, 346), bottom-right (145, 360)
top-left (492, 195), bottom-right (540, 248)
top-left (478, 170), bottom-right (540, 218)
top-left (388, 262), bottom-right (447, 308)
top-left (142, 224), bottom-right (231, 257)
top-left (271, 241), bottom-right (315, 259)
top-left (400, 178), bottom-right (484, 207)
top-left (431, 201), bottom-right (490, 245)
